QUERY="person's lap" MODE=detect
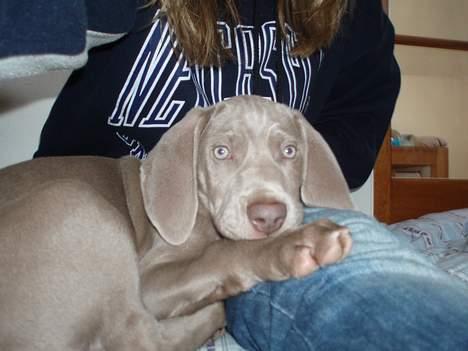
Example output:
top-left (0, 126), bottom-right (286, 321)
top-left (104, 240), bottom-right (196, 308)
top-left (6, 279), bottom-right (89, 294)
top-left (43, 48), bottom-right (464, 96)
top-left (225, 208), bottom-right (468, 350)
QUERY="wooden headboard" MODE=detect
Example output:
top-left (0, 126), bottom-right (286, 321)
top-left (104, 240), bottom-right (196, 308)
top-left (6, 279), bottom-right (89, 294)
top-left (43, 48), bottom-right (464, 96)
top-left (373, 131), bottom-right (468, 224)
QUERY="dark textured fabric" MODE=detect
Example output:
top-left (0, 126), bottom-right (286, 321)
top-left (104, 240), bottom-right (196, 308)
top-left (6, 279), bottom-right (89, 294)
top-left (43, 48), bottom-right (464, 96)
top-left (0, 0), bottom-right (135, 57)
top-left (32, 0), bottom-right (400, 189)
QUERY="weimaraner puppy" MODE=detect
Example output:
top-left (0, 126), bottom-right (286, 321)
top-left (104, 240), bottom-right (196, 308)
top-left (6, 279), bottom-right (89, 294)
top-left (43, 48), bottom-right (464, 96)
top-left (0, 95), bottom-right (353, 351)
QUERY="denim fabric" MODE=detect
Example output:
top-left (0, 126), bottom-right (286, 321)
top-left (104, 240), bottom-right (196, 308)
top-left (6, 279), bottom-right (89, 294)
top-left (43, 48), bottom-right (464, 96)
top-left (225, 208), bottom-right (468, 351)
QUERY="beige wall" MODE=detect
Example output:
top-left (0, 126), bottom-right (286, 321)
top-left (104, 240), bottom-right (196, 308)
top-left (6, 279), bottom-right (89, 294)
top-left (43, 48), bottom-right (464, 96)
top-left (390, 0), bottom-right (468, 41)
top-left (389, 1), bottom-right (468, 179)
top-left (0, 72), bottom-right (69, 168)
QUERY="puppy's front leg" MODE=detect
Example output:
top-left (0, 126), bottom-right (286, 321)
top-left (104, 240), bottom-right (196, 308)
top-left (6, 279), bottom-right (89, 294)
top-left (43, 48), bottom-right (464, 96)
top-left (158, 302), bottom-right (225, 351)
top-left (142, 220), bottom-right (351, 319)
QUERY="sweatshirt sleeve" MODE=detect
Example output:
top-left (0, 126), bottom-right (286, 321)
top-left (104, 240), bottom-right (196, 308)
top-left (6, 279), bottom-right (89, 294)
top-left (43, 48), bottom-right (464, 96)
top-left (0, 0), bottom-right (136, 80)
top-left (312, 0), bottom-right (401, 190)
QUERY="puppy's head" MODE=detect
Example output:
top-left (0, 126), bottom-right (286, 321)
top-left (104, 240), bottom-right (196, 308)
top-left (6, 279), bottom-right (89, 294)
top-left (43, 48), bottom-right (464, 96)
top-left (141, 96), bottom-right (353, 245)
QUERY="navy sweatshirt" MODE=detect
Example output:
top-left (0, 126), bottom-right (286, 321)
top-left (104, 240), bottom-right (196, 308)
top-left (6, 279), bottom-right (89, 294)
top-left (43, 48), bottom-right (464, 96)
top-left (33, 0), bottom-right (400, 189)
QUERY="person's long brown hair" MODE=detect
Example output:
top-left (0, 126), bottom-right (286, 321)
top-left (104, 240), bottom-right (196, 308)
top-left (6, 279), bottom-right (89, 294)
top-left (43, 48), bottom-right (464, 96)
top-left (147, 0), bottom-right (348, 66)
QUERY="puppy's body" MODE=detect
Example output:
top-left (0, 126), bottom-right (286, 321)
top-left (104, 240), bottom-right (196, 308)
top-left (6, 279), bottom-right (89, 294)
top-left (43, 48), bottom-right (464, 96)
top-left (0, 96), bottom-right (353, 350)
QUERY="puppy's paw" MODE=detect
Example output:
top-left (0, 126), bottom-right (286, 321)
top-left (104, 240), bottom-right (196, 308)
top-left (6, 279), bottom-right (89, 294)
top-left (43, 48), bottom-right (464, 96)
top-left (276, 219), bottom-right (351, 278)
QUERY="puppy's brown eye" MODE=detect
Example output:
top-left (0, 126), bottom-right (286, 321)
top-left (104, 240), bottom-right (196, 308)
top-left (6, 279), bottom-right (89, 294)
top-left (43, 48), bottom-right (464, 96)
top-left (282, 145), bottom-right (297, 159)
top-left (213, 145), bottom-right (231, 160)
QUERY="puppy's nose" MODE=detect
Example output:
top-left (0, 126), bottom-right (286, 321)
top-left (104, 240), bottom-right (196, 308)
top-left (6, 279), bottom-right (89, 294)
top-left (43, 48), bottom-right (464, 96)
top-left (247, 202), bottom-right (287, 235)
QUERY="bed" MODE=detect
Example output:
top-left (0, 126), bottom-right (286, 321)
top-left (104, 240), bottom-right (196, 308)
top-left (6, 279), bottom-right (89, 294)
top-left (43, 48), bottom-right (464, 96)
top-left (373, 129), bottom-right (468, 284)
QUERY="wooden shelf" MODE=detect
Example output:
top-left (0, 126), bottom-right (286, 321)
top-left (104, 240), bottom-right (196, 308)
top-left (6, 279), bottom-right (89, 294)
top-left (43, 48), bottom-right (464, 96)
top-left (392, 146), bottom-right (449, 178)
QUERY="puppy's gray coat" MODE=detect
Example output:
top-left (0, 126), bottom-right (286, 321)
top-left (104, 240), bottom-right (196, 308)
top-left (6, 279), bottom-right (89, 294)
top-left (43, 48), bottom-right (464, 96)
top-left (0, 96), bottom-right (353, 350)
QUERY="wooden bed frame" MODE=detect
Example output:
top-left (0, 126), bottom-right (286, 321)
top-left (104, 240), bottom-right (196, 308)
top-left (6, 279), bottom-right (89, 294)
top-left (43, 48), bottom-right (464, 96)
top-left (373, 131), bottom-right (468, 224)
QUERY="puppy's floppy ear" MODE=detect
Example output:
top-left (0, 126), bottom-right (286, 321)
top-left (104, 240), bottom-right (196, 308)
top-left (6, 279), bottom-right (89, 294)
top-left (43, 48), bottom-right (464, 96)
top-left (140, 107), bottom-right (211, 245)
top-left (295, 112), bottom-right (354, 209)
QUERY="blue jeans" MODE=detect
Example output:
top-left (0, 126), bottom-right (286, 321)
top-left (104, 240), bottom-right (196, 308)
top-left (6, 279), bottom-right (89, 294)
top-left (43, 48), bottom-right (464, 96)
top-left (225, 208), bottom-right (468, 350)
